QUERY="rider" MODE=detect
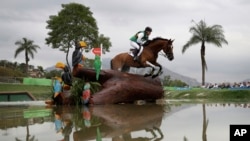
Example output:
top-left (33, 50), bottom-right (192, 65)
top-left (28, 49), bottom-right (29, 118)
top-left (130, 26), bottom-right (152, 61)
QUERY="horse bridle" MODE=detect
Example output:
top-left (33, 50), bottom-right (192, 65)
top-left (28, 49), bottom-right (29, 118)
top-left (162, 40), bottom-right (174, 60)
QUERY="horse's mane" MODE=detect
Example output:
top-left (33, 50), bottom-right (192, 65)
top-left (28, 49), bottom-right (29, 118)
top-left (143, 37), bottom-right (169, 46)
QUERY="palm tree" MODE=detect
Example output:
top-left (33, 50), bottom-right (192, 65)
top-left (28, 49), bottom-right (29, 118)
top-left (14, 38), bottom-right (40, 75)
top-left (182, 20), bottom-right (228, 85)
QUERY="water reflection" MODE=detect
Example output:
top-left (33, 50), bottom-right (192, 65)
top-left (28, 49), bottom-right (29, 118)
top-left (202, 104), bottom-right (208, 141)
top-left (54, 107), bottom-right (73, 141)
top-left (73, 104), bottom-right (165, 141)
top-left (0, 106), bottom-right (52, 141)
top-left (1, 102), bottom-right (250, 141)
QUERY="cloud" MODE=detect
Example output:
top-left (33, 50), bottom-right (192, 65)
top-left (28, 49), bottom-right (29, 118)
top-left (0, 0), bottom-right (250, 84)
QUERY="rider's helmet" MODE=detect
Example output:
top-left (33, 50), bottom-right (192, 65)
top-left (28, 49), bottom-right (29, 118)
top-left (145, 26), bottom-right (152, 32)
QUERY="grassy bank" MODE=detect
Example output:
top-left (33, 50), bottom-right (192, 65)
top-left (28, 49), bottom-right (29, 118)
top-left (164, 87), bottom-right (250, 102)
top-left (0, 83), bottom-right (52, 100)
top-left (1, 84), bottom-right (250, 102)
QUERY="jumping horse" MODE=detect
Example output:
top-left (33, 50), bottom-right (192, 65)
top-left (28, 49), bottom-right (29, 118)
top-left (110, 37), bottom-right (174, 78)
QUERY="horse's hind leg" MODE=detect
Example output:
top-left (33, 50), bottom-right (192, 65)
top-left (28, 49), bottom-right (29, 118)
top-left (121, 65), bottom-right (130, 72)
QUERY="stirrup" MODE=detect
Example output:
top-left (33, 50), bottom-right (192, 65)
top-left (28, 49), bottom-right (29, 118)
top-left (133, 56), bottom-right (139, 62)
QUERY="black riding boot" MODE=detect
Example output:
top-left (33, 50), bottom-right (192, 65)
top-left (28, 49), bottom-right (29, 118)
top-left (134, 55), bottom-right (139, 61)
top-left (133, 49), bottom-right (139, 61)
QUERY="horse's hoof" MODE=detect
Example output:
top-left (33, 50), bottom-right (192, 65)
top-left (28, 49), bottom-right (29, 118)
top-left (144, 74), bottom-right (151, 77)
top-left (152, 71), bottom-right (163, 78)
top-left (152, 74), bottom-right (158, 78)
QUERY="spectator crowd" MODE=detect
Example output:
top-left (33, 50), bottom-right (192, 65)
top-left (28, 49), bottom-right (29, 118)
top-left (202, 81), bottom-right (250, 89)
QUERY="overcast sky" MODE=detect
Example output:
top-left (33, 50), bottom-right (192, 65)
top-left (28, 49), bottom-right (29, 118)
top-left (0, 0), bottom-right (250, 84)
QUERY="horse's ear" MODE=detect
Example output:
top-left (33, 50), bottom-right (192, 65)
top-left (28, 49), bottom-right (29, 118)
top-left (169, 39), bottom-right (174, 42)
top-left (169, 38), bottom-right (174, 42)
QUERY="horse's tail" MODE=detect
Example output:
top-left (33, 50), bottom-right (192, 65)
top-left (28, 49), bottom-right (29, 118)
top-left (110, 56), bottom-right (127, 71)
top-left (121, 65), bottom-right (130, 72)
top-left (111, 53), bottom-right (132, 72)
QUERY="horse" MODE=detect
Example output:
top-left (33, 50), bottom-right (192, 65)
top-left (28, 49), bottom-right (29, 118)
top-left (110, 37), bottom-right (174, 78)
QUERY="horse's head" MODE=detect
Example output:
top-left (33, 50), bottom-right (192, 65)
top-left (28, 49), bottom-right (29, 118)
top-left (143, 37), bottom-right (174, 61)
top-left (162, 39), bottom-right (174, 61)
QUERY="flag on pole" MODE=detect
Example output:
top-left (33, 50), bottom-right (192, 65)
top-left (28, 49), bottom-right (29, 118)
top-left (92, 45), bottom-right (102, 80)
top-left (100, 44), bottom-right (103, 69)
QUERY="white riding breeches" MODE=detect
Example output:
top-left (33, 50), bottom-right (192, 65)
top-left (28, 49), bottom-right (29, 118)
top-left (130, 41), bottom-right (143, 56)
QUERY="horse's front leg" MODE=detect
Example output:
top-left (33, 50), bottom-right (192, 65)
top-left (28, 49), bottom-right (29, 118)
top-left (149, 62), bottom-right (162, 78)
top-left (144, 61), bottom-right (158, 77)
top-left (144, 67), bottom-right (155, 77)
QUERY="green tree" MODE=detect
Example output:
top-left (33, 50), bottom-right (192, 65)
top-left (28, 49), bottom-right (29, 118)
top-left (162, 75), bottom-right (171, 86)
top-left (37, 65), bottom-right (44, 72)
top-left (19, 63), bottom-right (27, 74)
top-left (44, 69), bottom-right (62, 79)
top-left (0, 60), bottom-right (9, 68)
top-left (14, 38), bottom-right (40, 75)
top-left (45, 3), bottom-right (111, 69)
top-left (162, 75), bottom-right (187, 87)
top-left (169, 79), bottom-right (187, 87)
top-left (182, 20), bottom-right (228, 85)
top-left (95, 34), bottom-right (112, 53)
